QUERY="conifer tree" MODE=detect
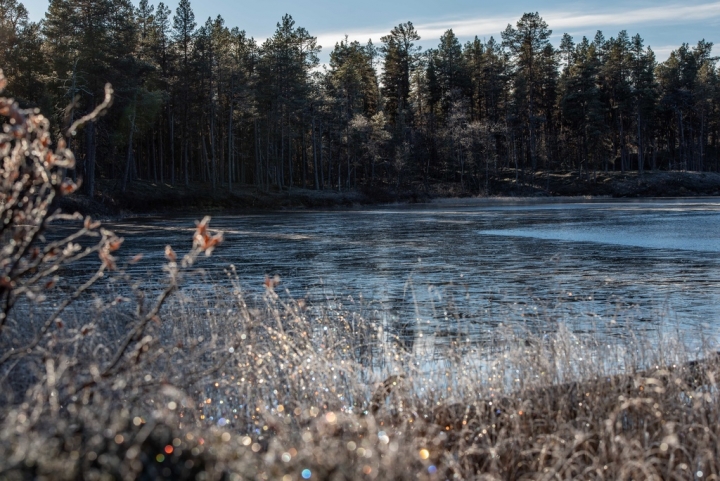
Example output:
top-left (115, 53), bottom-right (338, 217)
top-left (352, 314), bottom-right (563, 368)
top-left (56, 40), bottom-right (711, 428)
top-left (381, 22), bottom-right (421, 132)
top-left (502, 12), bottom-right (555, 171)
top-left (430, 29), bottom-right (469, 117)
top-left (172, 0), bottom-right (196, 185)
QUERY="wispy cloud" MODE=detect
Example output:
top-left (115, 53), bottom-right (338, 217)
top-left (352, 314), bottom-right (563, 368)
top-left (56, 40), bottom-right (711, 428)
top-left (313, 1), bottom-right (720, 53)
top-left (650, 45), bottom-right (680, 59)
top-left (545, 2), bottom-right (720, 31)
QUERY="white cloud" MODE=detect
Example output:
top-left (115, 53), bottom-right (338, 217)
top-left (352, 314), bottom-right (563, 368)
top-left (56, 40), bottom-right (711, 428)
top-left (649, 45), bottom-right (679, 60)
top-left (545, 2), bottom-right (720, 30)
top-left (314, 31), bottom-right (389, 51)
top-left (313, 1), bottom-right (720, 54)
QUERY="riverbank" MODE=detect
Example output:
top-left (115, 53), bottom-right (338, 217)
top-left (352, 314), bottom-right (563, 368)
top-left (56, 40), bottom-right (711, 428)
top-left (2, 287), bottom-right (719, 480)
top-left (56, 179), bottom-right (407, 217)
top-left (58, 170), bottom-right (720, 216)
top-left (485, 169), bottom-right (720, 197)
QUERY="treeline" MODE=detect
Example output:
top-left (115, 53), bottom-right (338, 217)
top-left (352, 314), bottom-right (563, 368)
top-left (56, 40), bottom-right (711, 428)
top-left (1, 0), bottom-right (719, 196)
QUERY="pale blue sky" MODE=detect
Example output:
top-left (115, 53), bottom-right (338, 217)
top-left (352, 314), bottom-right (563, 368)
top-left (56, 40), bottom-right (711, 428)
top-left (22, 0), bottom-right (720, 61)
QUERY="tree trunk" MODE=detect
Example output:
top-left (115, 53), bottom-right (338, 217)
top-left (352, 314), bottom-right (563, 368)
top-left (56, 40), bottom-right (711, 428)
top-left (312, 117), bottom-right (319, 190)
top-left (699, 110), bottom-right (705, 172)
top-left (159, 118), bottom-right (164, 183)
top-left (200, 135), bottom-right (215, 183)
top-left (170, 111), bottom-right (175, 185)
top-left (287, 112), bottom-right (293, 189)
top-left (210, 114), bottom-right (217, 190)
top-left (279, 120), bottom-right (285, 189)
top-left (328, 141), bottom-right (334, 190)
top-left (184, 139), bottom-right (189, 186)
top-left (85, 119), bottom-right (96, 198)
top-left (301, 123), bottom-right (307, 189)
top-left (287, 123), bottom-right (293, 190)
top-left (257, 127), bottom-right (262, 188)
top-left (121, 101), bottom-right (137, 193)
top-left (619, 114), bottom-right (626, 172)
top-left (346, 124), bottom-right (351, 189)
top-left (228, 89), bottom-right (234, 191)
top-left (266, 126), bottom-right (270, 190)
top-left (679, 110), bottom-right (686, 171)
top-left (637, 110), bottom-right (644, 174)
top-left (152, 133), bottom-right (158, 182)
top-left (319, 128), bottom-right (325, 190)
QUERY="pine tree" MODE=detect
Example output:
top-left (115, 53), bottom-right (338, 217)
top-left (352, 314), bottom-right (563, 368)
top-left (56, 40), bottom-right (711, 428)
top-left (151, 2), bottom-right (173, 183)
top-left (43, 0), bottom-right (121, 196)
top-left (257, 15), bottom-right (319, 189)
top-left (328, 38), bottom-right (379, 187)
top-left (430, 29), bottom-right (469, 117)
top-left (502, 12), bottom-right (555, 171)
top-left (172, 0), bottom-right (196, 185)
top-left (0, 0), bottom-right (46, 105)
top-left (0, 0), bottom-right (29, 86)
top-left (380, 22), bottom-right (421, 132)
top-left (559, 37), bottom-right (605, 172)
top-left (629, 34), bottom-right (657, 172)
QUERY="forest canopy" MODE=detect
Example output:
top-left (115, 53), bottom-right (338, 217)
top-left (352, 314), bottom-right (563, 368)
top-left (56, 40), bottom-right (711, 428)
top-left (1, 0), bottom-right (718, 195)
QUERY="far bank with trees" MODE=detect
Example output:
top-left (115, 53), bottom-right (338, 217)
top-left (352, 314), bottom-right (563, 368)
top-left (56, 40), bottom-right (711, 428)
top-left (2, 0), bottom-right (719, 209)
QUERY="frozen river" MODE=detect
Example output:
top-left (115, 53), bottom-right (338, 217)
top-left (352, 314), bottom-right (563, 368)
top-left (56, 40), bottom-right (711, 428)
top-left (91, 197), bottom-right (720, 351)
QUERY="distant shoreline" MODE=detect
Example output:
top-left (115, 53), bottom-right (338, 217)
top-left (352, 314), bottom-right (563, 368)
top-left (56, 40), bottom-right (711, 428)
top-left (58, 170), bottom-right (720, 218)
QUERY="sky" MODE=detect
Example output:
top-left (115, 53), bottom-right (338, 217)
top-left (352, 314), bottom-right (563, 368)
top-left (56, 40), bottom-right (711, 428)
top-left (21, 0), bottom-right (720, 62)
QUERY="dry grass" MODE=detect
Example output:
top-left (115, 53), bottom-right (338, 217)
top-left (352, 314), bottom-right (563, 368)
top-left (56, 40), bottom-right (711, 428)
top-left (1, 283), bottom-right (719, 480)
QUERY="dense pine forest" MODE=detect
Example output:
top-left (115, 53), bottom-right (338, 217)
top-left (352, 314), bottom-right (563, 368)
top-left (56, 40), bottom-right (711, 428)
top-left (1, 0), bottom-right (719, 197)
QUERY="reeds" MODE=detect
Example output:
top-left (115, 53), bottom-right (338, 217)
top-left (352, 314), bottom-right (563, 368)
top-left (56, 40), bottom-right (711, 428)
top-left (1, 281), bottom-right (718, 480)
